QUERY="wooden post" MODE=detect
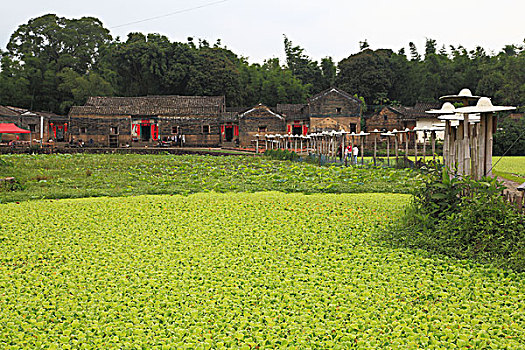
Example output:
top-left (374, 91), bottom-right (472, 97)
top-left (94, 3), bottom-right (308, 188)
top-left (431, 131), bottom-right (436, 162)
top-left (341, 131), bottom-right (347, 165)
top-left (360, 136), bottom-right (364, 165)
top-left (485, 113), bottom-right (494, 177)
top-left (405, 133), bottom-right (409, 166)
top-left (457, 121), bottom-right (464, 175)
top-left (414, 132), bottom-right (418, 166)
top-left (443, 120), bottom-right (450, 170)
top-left (478, 114), bottom-right (486, 180)
top-left (463, 114), bottom-right (471, 177)
top-left (395, 135), bottom-right (399, 164)
top-left (386, 137), bottom-right (390, 166)
top-left (422, 132), bottom-right (426, 164)
top-left (373, 135), bottom-right (377, 166)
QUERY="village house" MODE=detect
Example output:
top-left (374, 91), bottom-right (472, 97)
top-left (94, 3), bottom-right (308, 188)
top-left (68, 95), bottom-right (225, 147)
top-left (66, 87), bottom-right (364, 148)
top-left (67, 88), bottom-right (361, 147)
top-left (366, 102), bottom-right (441, 144)
top-left (307, 88), bottom-right (362, 133)
top-left (237, 104), bottom-right (286, 147)
top-left (0, 105), bottom-right (64, 143)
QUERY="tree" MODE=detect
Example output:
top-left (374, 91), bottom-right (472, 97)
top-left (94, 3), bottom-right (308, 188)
top-left (336, 49), bottom-right (394, 104)
top-left (2, 14), bottom-right (112, 113)
top-left (409, 42), bottom-right (421, 61)
top-left (283, 35), bottom-right (324, 94)
top-left (320, 57), bottom-right (336, 89)
top-left (359, 39), bottom-right (370, 51)
top-left (493, 116), bottom-right (525, 156)
top-left (58, 68), bottom-right (114, 111)
top-left (424, 38), bottom-right (437, 57)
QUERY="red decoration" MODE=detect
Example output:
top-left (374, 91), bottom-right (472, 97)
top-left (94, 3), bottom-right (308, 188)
top-left (234, 125), bottom-right (239, 137)
top-left (151, 125), bottom-right (158, 141)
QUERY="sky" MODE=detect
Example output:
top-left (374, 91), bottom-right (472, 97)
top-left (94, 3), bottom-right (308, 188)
top-left (1, 0), bottom-right (524, 64)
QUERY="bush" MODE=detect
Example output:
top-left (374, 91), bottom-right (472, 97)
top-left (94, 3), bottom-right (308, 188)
top-left (381, 166), bottom-right (525, 271)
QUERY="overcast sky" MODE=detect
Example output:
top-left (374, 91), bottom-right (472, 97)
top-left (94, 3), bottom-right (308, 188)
top-left (1, 0), bottom-right (524, 63)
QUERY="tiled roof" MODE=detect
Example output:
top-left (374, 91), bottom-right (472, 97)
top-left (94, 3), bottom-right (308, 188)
top-left (239, 104), bottom-right (284, 120)
top-left (0, 105), bottom-right (21, 116)
top-left (309, 87), bottom-right (360, 104)
top-left (387, 102), bottom-right (441, 119)
top-left (275, 103), bottom-right (307, 116)
top-left (71, 95), bottom-right (226, 116)
top-left (0, 105), bottom-right (64, 118)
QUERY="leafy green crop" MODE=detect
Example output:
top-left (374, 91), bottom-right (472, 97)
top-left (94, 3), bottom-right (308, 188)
top-left (1, 193), bottom-right (524, 348)
top-left (0, 154), bottom-right (423, 203)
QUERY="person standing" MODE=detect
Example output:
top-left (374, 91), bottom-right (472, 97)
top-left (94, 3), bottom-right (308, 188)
top-left (344, 146), bottom-right (351, 166)
top-left (353, 145), bottom-right (359, 165)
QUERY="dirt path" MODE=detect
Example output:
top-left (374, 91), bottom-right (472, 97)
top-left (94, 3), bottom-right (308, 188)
top-left (497, 176), bottom-right (522, 195)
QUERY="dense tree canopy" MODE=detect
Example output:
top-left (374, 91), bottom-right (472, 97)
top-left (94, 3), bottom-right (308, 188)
top-left (0, 14), bottom-right (524, 115)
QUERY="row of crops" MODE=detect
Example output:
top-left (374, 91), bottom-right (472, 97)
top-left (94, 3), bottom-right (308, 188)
top-left (1, 192), bottom-right (524, 348)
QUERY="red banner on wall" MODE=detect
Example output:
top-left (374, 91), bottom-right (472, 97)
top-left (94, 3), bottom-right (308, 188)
top-left (303, 125), bottom-right (308, 135)
top-left (151, 125), bottom-right (158, 141)
top-left (234, 125), bottom-right (239, 136)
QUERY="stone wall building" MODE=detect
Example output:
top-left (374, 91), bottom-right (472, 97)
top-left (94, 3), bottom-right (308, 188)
top-left (308, 88), bottom-right (362, 133)
top-left (69, 95), bottom-right (225, 147)
top-left (66, 87), bottom-right (365, 148)
top-left (238, 104), bottom-right (286, 147)
top-left (366, 102), bottom-right (441, 144)
top-left (0, 105), bottom-right (64, 142)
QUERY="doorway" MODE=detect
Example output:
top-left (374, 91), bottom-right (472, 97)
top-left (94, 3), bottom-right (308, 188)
top-left (225, 127), bottom-right (233, 142)
top-left (140, 124), bottom-right (151, 141)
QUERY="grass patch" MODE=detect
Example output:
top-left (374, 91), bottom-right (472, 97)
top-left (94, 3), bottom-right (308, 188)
top-left (493, 169), bottom-right (525, 183)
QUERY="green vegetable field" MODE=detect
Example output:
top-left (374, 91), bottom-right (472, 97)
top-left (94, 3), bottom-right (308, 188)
top-left (1, 192), bottom-right (524, 348)
top-left (0, 154), bottom-right (422, 203)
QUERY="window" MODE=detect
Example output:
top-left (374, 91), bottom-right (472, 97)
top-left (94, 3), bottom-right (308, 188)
top-left (258, 126), bottom-right (267, 133)
top-left (80, 127), bottom-right (87, 134)
top-left (28, 124), bottom-right (36, 132)
top-left (383, 115), bottom-right (388, 121)
top-left (336, 107), bottom-right (342, 113)
top-left (110, 126), bottom-right (119, 135)
top-left (172, 126), bottom-right (179, 134)
top-left (202, 125), bottom-right (210, 134)
top-left (350, 123), bottom-right (357, 133)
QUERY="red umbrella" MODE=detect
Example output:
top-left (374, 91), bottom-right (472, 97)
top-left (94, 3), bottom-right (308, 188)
top-left (0, 123), bottom-right (31, 133)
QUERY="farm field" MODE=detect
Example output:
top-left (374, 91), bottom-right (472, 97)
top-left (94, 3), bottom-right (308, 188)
top-left (1, 192), bottom-right (524, 349)
top-left (0, 154), bottom-right (423, 203)
top-left (492, 156), bottom-right (525, 182)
